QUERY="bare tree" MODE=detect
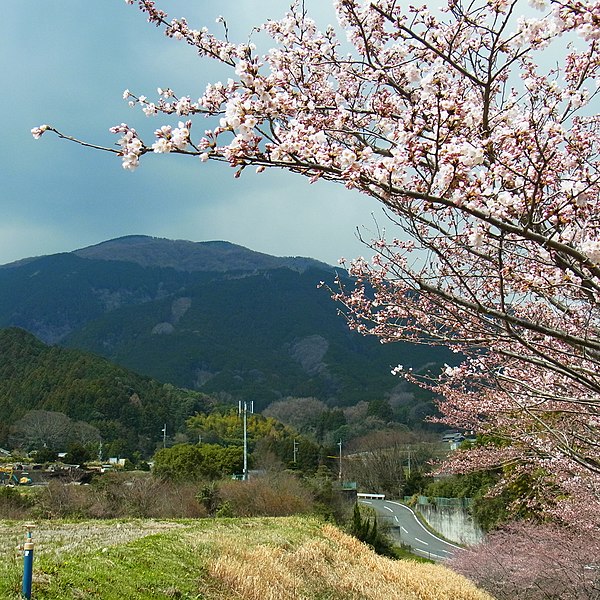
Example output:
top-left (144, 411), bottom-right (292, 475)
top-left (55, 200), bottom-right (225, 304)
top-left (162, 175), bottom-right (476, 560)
top-left (10, 410), bottom-right (72, 451)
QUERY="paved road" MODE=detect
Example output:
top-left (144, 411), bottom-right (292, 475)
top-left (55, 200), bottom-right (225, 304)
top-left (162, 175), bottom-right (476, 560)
top-left (358, 498), bottom-right (460, 561)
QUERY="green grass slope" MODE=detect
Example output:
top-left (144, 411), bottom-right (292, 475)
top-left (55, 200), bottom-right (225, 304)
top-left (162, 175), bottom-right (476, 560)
top-left (0, 517), bottom-right (492, 600)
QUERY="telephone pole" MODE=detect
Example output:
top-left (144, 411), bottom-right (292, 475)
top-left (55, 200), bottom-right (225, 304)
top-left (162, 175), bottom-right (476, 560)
top-left (239, 401), bottom-right (254, 481)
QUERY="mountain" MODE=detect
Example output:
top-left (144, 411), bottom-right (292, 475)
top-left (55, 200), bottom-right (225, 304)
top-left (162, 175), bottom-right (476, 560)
top-left (73, 236), bottom-right (332, 273)
top-left (0, 236), bottom-right (453, 412)
top-left (0, 327), bottom-right (212, 455)
top-left (0, 237), bottom-right (328, 345)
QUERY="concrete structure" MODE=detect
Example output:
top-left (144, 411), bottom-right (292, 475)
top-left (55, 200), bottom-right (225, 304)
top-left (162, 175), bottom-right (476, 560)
top-left (407, 496), bottom-right (485, 546)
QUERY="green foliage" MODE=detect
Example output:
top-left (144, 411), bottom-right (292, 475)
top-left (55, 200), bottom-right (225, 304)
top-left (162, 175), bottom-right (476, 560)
top-left (425, 472), bottom-right (504, 531)
top-left (316, 408), bottom-right (347, 442)
top-left (197, 481), bottom-right (221, 516)
top-left (271, 435), bottom-right (321, 472)
top-left (426, 471), bottom-right (498, 500)
top-left (215, 500), bottom-right (234, 518)
top-left (0, 328), bottom-right (212, 457)
top-left (187, 410), bottom-right (322, 472)
top-left (351, 502), bottom-right (367, 538)
top-left (187, 410), bottom-right (284, 445)
top-left (403, 470), bottom-right (433, 497)
top-left (367, 398), bottom-right (394, 421)
top-left (349, 503), bottom-right (397, 558)
top-left (33, 447), bottom-right (59, 463)
top-left (425, 463), bottom-right (561, 532)
top-left (64, 442), bottom-right (91, 466)
top-left (153, 443), bottom-right (243, 482)
top-left (301, 465), bottom-right (352, 523)
top-left (0, 485), bottom-right (33, 518)
top-left (425, 469), bottom-right (548, 531)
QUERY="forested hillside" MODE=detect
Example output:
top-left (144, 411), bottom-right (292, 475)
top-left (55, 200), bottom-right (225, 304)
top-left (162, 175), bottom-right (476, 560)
top-left (0, 237), bottom-right (454, 414)
top-left (0, 328), bottom-right (211, 456)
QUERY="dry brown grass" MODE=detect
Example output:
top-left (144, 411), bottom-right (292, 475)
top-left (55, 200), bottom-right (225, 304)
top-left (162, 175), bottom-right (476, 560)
top-left (204, 520), bottom-right (494, 600)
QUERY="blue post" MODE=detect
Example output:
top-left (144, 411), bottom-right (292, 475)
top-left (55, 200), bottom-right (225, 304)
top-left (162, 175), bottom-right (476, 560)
top-left (22, 524), bottom-right (34, 599)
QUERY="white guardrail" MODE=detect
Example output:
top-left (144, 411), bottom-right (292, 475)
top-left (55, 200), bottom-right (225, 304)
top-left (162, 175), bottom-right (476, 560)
top-left (357, 492), bottom-right (385, 500)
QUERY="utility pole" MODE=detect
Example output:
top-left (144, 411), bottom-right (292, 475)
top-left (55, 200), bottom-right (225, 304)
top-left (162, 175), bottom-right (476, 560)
top-left (161, 424), bottom-right (167, 449)
top-left (293, 439), bottom-right (299, 464)
top-left (337, 439), bottom-right (343, 480)
top-left (239, 401), bottom-right (254, 481)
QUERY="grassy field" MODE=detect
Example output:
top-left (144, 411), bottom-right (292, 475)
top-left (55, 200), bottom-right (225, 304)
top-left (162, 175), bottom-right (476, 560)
top-left (0, 517), bottom-right (493, 600)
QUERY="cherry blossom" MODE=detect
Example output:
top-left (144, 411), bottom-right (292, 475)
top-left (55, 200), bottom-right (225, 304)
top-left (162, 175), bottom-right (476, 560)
top-left (449, 520), bottom-right (600, 599)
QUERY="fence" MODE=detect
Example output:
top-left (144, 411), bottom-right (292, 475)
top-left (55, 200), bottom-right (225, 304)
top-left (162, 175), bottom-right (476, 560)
top-left (405, 495), bottom-right (473, 509)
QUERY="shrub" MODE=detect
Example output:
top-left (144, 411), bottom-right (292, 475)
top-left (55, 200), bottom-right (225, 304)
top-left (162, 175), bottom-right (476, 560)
top-left (349, 503), bottom-right (398, 558)
top-left (34, 480), bottom-right (92, 518)
top-left (87, 473), bottom-right (206, 518)
top-left (448, 521), bottom-right (600, 599)
top-left (33, 474), bottom-right (207, 519)
top-left (0, 486), bottom-right (34, 519)
top-left (217, 472), bottom-right (314, 517)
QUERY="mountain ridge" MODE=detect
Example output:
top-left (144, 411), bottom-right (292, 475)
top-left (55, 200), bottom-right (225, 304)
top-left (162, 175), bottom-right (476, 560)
top-left (0, 236), bottom-right (453, 416)
top-left (73, 235), bottom-right (334, 273)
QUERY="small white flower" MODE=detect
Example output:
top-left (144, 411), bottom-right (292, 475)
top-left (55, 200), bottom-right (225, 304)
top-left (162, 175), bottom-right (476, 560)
top-left (175, 96), bottom-right (191, 116)
top-left (339, 148), bottom-right (357, 169)
top-left (443, 364), bottom-right (460, 377)
top-left (122, 153), bottom-right (139, 170)
top-left (143, 103), bottom-right (157, 117)
top-left (171, 125), bottom-right (189, 150)
top-left (468, 227), bottom-right (485, 248)
top-left (152, 138), bottom-right (172, 153)
top-left (528, 0), bottom-right (547, 9)
top-left (580, 239), bottom-right (600, 264)
top-left (311, 131), bottom-right (328, 145)
top-left (31, 124), bottom-right (48, 139)
top-left (404, 64), bottom-right (420, 83)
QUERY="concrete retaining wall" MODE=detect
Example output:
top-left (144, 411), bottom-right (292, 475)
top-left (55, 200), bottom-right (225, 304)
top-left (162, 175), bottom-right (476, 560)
top-left (418, 504), bottom-right (484, 546)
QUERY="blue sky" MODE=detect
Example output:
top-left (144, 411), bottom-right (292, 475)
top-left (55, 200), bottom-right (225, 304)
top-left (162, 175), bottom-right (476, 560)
top-left (2, 0), bottom-right (384, 266)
